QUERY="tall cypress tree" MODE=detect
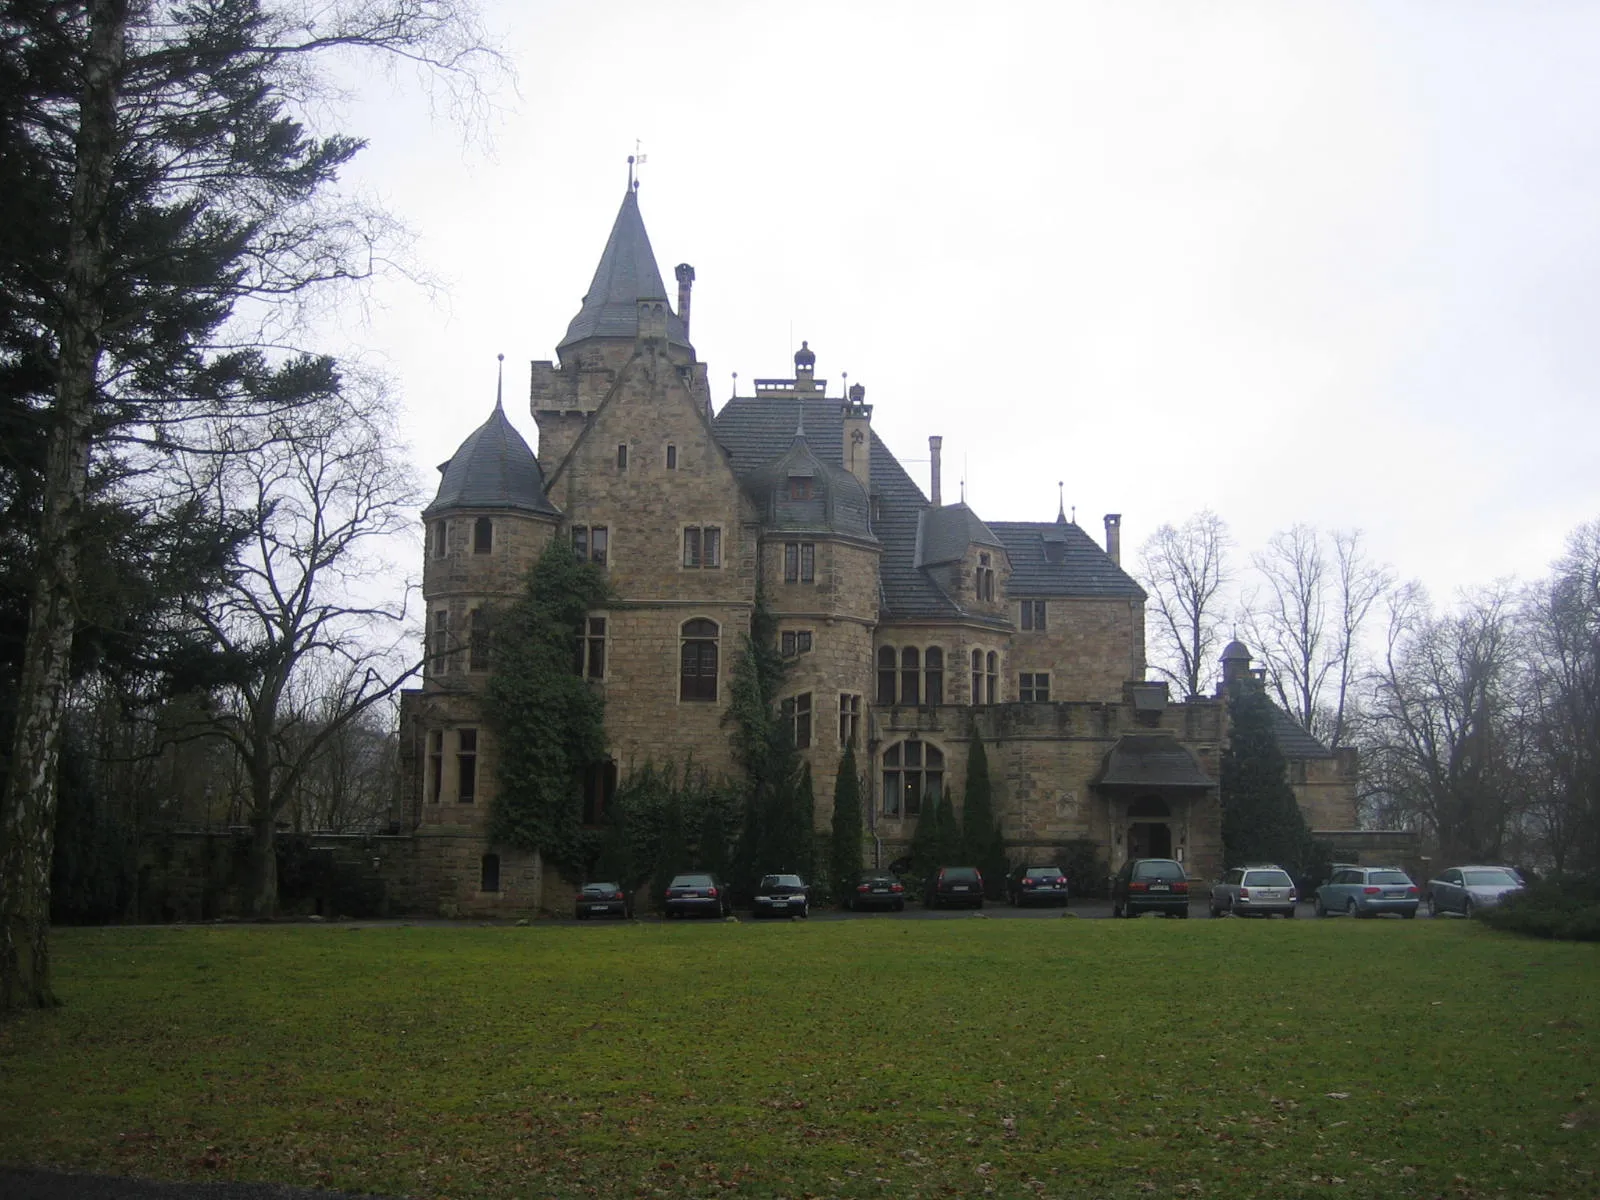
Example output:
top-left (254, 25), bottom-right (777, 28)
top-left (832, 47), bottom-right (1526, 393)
top-left (961, 728), bottom-right (1010, 897)
top-left (1220, 684), bottom-right (1319, 873)
top-left (828, 738), bottom-right (864, 905)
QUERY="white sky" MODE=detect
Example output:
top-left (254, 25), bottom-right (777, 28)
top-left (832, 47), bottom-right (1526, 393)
top-left (327, 0), bottom-right (1600, 605)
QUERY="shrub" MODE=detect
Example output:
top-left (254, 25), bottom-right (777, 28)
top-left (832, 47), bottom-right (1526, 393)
top-left (1055, 838), bottom-right (1109, 899)
top-left (1477, 873), bottom-right (1600, 941)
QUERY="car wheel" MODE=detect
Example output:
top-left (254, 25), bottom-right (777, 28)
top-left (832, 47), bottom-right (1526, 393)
top-left (1346, 899), bottom-right (1360, 918)
top-left (1401, 908), bottom-right (1417, 919)
top-left (1315, 899), bottom-right (1328, 917)
top-left (1463, 898), bottom-right (1475, 919)
top-left (1177, 908), bottom-right (1189, 919)
top-left (1285, 907), bottom-right (1296, 919)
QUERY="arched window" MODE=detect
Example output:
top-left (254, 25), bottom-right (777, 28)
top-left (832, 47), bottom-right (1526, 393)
top-left (480, 853), bottom-right (500, 893)
top-left (925, 647), bottom-right (944, 706)
top-left (986, 651), bottom-right (999, 704)
top-left (473, 516), bottom-right (493, 554)
top-left (680, 619), bottom-right (719, 702)
top-left (877, 646), bottom-right (897, 706)
top-left (881, 741), bottom-right (945, 818)
top-left (900, 647), bottom-right (921, 707)
top-left (971, 649), bottom-right (983, 706)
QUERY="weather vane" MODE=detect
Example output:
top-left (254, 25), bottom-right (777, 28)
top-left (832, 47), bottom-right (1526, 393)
top-left (629, 140), bottom-right (648, 191)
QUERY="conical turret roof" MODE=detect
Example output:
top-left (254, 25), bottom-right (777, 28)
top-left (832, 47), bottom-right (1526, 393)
top-left (424, 401), bottom-right (560, 519)
top-left (558, 188), bottom-right (691, 352)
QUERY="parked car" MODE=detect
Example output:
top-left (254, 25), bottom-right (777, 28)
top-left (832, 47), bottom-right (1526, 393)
top-left (1007, 865), bottom-right (1070, 907)
top-left (574, 881), bottom-right (630, 920)
top-left (926, 866), bottom-right (985, 909)
top-left (1209, 865), bottom-right (1298, 918)
top-left (1426, 865), bottom-right (1525, 918)
top-left (847, 871), bottom-right (906, 911)
top-left (1314, 866), bottom-right (1420, 918)
top-left (663, 872), bottom-right (732, 919)
top-left (751, 873), bottom-right (810, 918)
top-left (1111, 858), bottom-right (1191, 918)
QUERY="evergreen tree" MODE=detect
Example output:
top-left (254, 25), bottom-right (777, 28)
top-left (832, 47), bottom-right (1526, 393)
top-left (1220, 684), bottom-right (1320, 873)
top-left (485, 539), bottom-right (611, 870)
top-left (960, 728), bottom-right (1010, 898)
top-left (828, 738), bottom-right (864, 905)
top-left (910, 782), bottom-right (962, 882)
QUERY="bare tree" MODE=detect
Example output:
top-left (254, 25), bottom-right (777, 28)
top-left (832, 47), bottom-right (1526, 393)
top-left (1242, 526), bottom-right (1391, 748)
top-left (177, 386), bottom-right (419, 915)
top-left (1137, 510), bottom-right (1232, 699)
top-left (0, 0), bottom-right (498, 1008)
top-left (1361, 583), bottom-right (1528, 863)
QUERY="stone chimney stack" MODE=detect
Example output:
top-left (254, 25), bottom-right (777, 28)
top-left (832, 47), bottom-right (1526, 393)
top-left (675, 263), bottom-right (695, 340)
top-left (1104, 513), bottom-right (1122, 567)
top-left (842, 382), bottom-right (872, 492)
top-left (929, 436), bottom-right (943, 506)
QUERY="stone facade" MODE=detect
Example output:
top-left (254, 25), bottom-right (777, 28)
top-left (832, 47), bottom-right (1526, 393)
top-left (395, 183), bottom-right (1359, 916)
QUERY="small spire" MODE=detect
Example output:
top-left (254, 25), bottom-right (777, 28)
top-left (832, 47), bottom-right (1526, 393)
top-left (495, 352), bottom-right (505, 411)
top-left (1071, 505), bottom-right (1077, 525)
top-left (1056, 481), bottom-right (1066, 523)
top-left (795, 404), bottom-right (806, 440)
top-left (731, 371), bottom-right (738, 399)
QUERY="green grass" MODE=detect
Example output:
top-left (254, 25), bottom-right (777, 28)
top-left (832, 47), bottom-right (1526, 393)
top-left (1, 918), bottom-right (1596, 1199)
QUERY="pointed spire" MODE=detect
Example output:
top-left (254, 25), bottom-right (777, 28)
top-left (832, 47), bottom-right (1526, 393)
top-left (559, 187), bottom-right (690, 351)
top-left (495, 353), bottom-right (504, 411)
top-left (794, 404), bottom-right (806, 441)
top-left (1056, 481), bottom-right (1066, 524)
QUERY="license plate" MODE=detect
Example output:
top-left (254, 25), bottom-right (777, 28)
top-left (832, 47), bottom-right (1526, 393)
top-left (590, 904), bottom-right (610, 912)
top-left (871, 888), bottom-right (889, 894)
top-left (770, 900), bottom-right (788, 907)
top-left (1150, 884), bottom-right (1170, 892)
top-left (953, 885), bottom-right (969, 891)
top-left (1385, 889), bottom-right (1406, 898)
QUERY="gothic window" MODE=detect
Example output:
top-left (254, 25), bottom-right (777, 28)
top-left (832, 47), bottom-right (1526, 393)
top-left (576, 616), bottom-right (606, 680)
top-left (986, 651), bottom-right (999, 704)
top-left (977, 552), bottom-right (996, 601)
top-left (900, 647), bottom-right (921, 707)
top-left (473, 516), bottom-right (493, 555)
top-left (784, 541), bottom-right (815, 583)
top-left (426, 731), bottom-right (443, 804)
top-left (457, 729), bottom-right (478, 804)
top-left (877, 646), bottom-right (897, 706)
top-left (925, 647), bottom-right (944, 706)
top-left (781, 693), bottom-right (813, 750)
top-left (480, 853), bottom-right (500, 893)
top-left (839, 693), bottom-right (861, 745)
top-left (680, 619), bottom-right (719, 702)
top-left (1020, 599), bottom-right (1046, 630)
top-left (683, 526), bottom-right (722, 568)
top-left (881, 741), bottom-right (944, 818)
top-left (971, 649), bottom-right (983, 705)
top-left (1020, 672), bottom-right (1050, 702)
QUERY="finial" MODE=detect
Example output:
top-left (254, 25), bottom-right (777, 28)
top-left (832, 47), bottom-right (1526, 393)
top-left (627, 154), bottom-right (634, 191)
top-left (731, 371), bottom-right (738, 399)
top-left (630, 141), bottom-right (647, 192)
top-left (1071, 505), bottom-right (1077, 525)
top-left (795, 405), bottom-right (806, 440)
top-left (495, 352), bottom-right (505, 410)
top-left (1057, 481), bottom-right (1065, 523)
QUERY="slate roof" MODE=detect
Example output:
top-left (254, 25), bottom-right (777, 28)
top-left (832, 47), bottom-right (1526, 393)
top-left (1270, 706), bottom-right (1334, 760)
top-left (988, 521), bottom-right (1147, 599)
top-left (1096, 734), bottom-right (1215, 790)
top-left (558, 189), bottom-right (691, 352)
top-left (424, 403), bottom-right (560, 519)
top-left (915, 503), bottom-right (1003, 567)
top-left (743, 429), bottom-right (875, 541)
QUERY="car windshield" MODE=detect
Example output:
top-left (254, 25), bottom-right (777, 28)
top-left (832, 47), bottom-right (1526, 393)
top-left (942, 868), bottom-right (979, 881)
top-left (671, 874), bottom-right (713, 887)
top-left (860, 874), bottom-right (896, 885)
top-left (1244, 870), bottom-right (1293, 886)
top-left (1134, 861), bottom-right (1185, 881)
top-left (582, 883), bottom-right (618, 893)
top-left (1026, 868), bottom-right (1063, 879)
top-left (760, 875), bottom-right (803, 888)
top-left (1464, 869), bottom-right (1519, 886)
top-left (1368, 870), bottom-right (1412, 885)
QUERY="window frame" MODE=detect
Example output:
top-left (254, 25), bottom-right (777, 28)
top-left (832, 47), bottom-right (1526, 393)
top-left (473, 516), bottom-right (493, 555)
top-left (456, 728), bottom-right (478, 804)
top-left (1020, 599), bottom-right (1046, 631)
top-left (468, 608), bottom-right (491, 672)
top-left (1020, 671), bottom-right (1050, 702)
top-left (683, 525), bottom-right (722, 569)
top-left (839, 693), bottom-right (861, 746)
top-left (977, 552), bottom-right (996, 601)
top-left (576, 615), bottom-right (607, 680)
top-left (881, 740), bottom-right (944, 819)
top-left (780, 629), bottom-right (814, 657)
top-left (781, 692), bottom-right (813, 750)
top-left (665, 443), bottom-right (678, 470)
top-left (430, 519), bottom-right (448, 559)
top-left (679, 618), bottom-right (720, 702)
top-left (784, 540), bottom-right (816, 583)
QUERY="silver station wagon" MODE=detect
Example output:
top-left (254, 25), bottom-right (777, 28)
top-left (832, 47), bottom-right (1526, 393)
top-left (1425, 866), bottom-right (1524, 918)
top-left (1210, 865), bottom-right (1298, 918)
top-left (1315, 866), bottom-right (1420, 919)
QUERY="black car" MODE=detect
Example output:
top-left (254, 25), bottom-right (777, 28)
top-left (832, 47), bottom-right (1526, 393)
top-left (663, 872), bottom-right (732, 919)
top-left (926, 865), bottom-right (985, 909)
top-left (847, 871), bottom-right (906, 912)
top-left (1111, 858), bottom-right (1191, 918)
top-left (574, 881), bottom-right (630, 919)
top-left (751, 873), bottom-right (810, 918)
top-left (1007, 865), bottom-right (1070, 907)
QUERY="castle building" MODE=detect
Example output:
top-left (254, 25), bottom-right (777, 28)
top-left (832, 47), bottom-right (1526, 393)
top-left (396, 181), bottom-right (1358, 914)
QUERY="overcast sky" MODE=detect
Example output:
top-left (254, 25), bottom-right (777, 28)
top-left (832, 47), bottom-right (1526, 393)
top-left (327, 0), bottom-right (1600, 607)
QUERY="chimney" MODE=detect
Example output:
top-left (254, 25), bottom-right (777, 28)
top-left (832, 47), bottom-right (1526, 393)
top-left (674, 263), bottom-right (695, 340)
top-left (929, 436), bottom-right (943, 506)
top-left (842, 382), bottom-right (872, 492)
top-left (1103, 513), bottom-right (1122, 567)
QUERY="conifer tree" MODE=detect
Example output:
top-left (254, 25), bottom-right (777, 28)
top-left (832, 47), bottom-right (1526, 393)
top-left (1220, 683), bottom-right (1320, 873)
top-left (960, 728), bottom-right (1010, 897)
top-left (828, 738), bottom-right (864, 905)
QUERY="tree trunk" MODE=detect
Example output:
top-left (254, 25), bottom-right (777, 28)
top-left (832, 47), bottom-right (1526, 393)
top-left (244, 814), bottom-right (278, 919)
top-left (0, 0), bottom-right (127, 1012)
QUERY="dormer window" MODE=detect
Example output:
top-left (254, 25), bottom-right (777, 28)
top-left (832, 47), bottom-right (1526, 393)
top-left (787, 476), bottom-right (813, 501)
top-left (1043, 538), bottom-right (1065, 565)
top-left (977, 552), bottom-right (996, 601)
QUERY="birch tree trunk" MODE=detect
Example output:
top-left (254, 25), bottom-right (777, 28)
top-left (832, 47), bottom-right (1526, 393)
top-left (0, 0), bottom-right (127, 1011)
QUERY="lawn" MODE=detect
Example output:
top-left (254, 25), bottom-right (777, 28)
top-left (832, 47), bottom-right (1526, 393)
top-left (0, 918), bottom-right (1595, 1199)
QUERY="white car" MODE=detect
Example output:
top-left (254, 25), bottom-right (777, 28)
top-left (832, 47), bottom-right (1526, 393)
top-left (1426, 866), bottom-right (1524, 918)
top-left (1210, 865), bottom-right (1298, 918)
